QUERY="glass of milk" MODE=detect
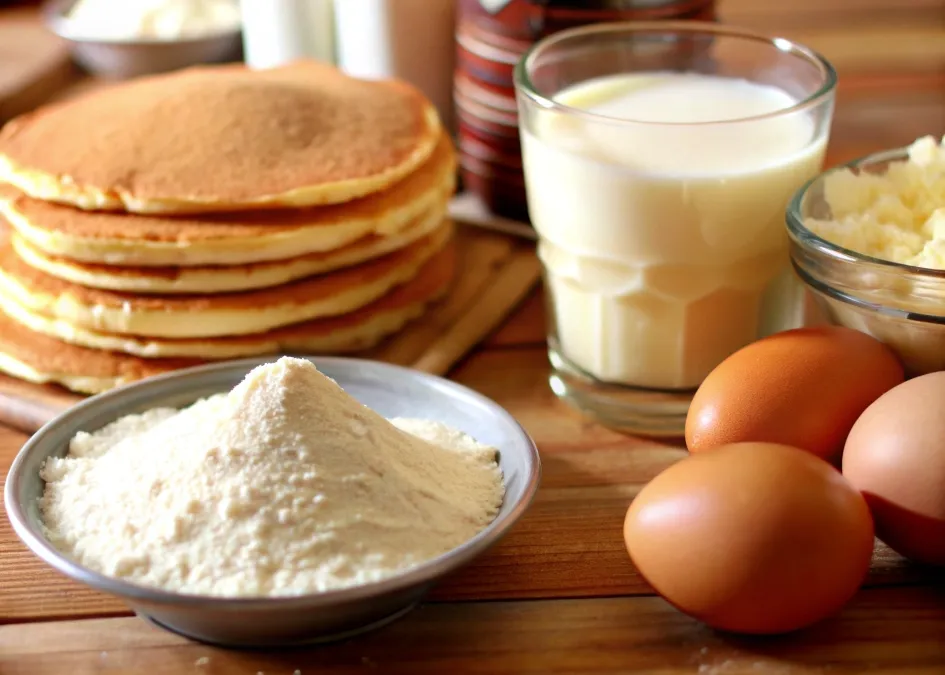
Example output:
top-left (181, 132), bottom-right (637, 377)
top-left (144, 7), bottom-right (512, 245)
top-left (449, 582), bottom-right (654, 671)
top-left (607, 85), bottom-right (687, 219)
top-left (514, 22), bottom-right (836, 437)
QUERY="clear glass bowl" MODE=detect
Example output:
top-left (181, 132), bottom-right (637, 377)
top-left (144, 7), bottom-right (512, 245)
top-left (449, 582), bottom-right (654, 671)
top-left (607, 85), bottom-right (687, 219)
top-left (787, 147), bottom-right (945, 375)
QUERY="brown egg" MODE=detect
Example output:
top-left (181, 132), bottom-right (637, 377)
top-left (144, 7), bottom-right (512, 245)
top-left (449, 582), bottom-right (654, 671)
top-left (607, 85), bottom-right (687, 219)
top-left (686, 326), bottom-right (903, 461)
top-left (624, 442), bottom-right (874, 635)
top-left (842, 372), bottom-right (945, 566)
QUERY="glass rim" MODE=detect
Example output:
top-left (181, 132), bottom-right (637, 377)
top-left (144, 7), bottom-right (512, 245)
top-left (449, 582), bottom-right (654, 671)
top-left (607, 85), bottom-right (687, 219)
top-left (513, 21), bottom-right (838, 127)
top-left (785, 145), bottom-right (945, 281)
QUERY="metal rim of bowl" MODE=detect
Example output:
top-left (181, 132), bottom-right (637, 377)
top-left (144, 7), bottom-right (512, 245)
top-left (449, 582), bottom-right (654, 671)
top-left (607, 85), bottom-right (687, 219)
top-left (42, 0), bottom-right (242, 45)
top-left (4, 355), bottom-right (542, 610)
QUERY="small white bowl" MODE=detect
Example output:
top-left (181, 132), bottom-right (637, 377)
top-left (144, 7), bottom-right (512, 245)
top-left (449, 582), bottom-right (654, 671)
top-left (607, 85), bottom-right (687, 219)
top-left (42, 0), bottom-right (242, 79)
top-left (5, 356), bottom-right (541, 647)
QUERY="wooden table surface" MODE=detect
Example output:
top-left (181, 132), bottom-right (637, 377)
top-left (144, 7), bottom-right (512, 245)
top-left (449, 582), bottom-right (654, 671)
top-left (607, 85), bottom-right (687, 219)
top-left (2, 1), bottom-right (945, 673)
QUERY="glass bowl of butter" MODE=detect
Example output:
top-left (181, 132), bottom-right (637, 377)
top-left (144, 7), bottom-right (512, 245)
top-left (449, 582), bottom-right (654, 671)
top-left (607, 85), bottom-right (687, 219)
top-left (787, 136), bottom-right (945, 375)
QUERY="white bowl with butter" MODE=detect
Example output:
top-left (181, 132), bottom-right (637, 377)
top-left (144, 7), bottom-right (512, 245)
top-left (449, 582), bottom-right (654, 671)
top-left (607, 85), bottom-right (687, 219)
top-left (43, 0), bottom-right (242, 79)
top-left (788, 137), bottom-right (945, 375)
top-left (5, 356), bottom-right (540, 647)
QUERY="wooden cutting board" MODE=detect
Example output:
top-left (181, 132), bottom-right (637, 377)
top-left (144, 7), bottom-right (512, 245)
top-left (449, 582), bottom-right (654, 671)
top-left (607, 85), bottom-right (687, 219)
top-left (0, 224), bottom-right (540, 434)
top-left (0, 8), bottom-right (79, 122)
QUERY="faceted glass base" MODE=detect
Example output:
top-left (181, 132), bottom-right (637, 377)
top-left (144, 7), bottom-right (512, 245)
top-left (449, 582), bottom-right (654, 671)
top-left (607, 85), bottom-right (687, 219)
top-left (547, 345), bottom-right (694, 439)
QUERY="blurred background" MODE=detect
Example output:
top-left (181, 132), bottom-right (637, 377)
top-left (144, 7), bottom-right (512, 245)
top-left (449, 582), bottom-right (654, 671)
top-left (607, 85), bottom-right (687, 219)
top-left (1, 0), bottom-right (942, 168)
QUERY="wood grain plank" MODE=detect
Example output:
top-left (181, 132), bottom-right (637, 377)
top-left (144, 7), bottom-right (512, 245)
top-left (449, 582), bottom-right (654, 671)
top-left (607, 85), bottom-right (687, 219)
top-left (829, 96), bottom-right (945, 167)
top-left (0, 377), bottom-right (81, 434)
top-left (720, 0), bottom-right (945, 30)
top-left (369, 227), bottom-right (516, 364)
top-left (411, 247), bottom-right (541, 374)
top-left (2, 587), bottom-right (945, 674)
top-left (0, 2), bottom-right (942, 669)
top-left (0, 8), bottom-right (77, 122)
top-left (713, 3), bottom-right (945, 74)
top-left (487, 287), bottom-right (545, 347)
top-left (799, 26), bottom-right (945, 74)
top-left (722, 0), bottom-right (944, 14)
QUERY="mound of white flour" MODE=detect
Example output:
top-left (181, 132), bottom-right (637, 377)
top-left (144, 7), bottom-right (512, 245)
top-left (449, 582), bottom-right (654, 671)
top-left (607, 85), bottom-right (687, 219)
top-left (40, 357), bottom-right (504, 597)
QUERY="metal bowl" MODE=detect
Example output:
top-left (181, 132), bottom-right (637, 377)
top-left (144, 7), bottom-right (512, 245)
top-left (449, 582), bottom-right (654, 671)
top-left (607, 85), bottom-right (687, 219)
top-left (4, 356), bottom-right (541, 647)
top-left (42, 0), bottom-right (242, 79)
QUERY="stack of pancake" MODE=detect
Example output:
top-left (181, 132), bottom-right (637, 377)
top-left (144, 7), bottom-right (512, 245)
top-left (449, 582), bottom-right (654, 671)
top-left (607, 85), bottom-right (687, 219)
top-left (0, 61), bottom-right (457, 393)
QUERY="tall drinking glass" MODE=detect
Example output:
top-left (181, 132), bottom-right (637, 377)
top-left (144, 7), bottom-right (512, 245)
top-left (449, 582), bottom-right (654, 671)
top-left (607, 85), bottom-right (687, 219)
top-left (514, 22), bottom-right (836, 437)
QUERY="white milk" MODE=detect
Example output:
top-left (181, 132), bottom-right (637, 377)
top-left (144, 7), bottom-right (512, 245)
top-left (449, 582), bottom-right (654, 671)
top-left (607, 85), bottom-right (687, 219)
top-left (334, 0), bottom-right (456, 133)
top-left (240, 0), bottom-right (335, 68)
top-left (522, 72), bottom-right (827, 390)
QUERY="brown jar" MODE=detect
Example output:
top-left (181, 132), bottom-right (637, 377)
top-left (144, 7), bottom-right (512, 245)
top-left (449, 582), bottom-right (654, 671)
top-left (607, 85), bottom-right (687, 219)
top-left (454, 0), bottom-right (717, 222)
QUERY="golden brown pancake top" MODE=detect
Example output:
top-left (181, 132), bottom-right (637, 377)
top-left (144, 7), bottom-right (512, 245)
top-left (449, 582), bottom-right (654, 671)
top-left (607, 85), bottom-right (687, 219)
top-left (0, 224), bottom-right (451, 312)
top-left (0, 133), bottom-right (456, 242)
top-left (0, 61), bottom-right (438, 207)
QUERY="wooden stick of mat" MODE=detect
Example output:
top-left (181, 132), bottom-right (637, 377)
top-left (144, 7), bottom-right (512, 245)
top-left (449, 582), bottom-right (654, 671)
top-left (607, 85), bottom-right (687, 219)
top-left (0, 389), bottom-right (75, 436)
top-left (411, 248), bottom-right (542, 376)
top-left (370, 228), bottom-right (515, 366)
top-left (449, 193), bottom-right (537, 241)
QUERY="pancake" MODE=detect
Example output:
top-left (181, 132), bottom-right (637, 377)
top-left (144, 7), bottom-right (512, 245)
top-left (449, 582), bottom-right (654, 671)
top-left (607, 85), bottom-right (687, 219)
top-left (0, 240), bottom-right (455, 362)
top-left (0, 222), bottom-right (452, 338)
top-left (10, 201), bottom-right (446, 294)
top-left (0, 312), bottom-right (199, 394)
top-left (0, 61), bottom-right (441, 214)
top-left (0, 132), bottom-right (456, 266)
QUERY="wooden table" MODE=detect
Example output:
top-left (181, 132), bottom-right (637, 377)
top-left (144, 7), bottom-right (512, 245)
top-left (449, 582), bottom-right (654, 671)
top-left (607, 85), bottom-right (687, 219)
top-left (2, 1), bottom-right (945, 672)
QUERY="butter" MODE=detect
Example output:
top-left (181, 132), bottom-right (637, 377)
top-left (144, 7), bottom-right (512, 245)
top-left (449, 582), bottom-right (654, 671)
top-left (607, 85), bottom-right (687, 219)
top-left (805, 135), bottom-right (945, 268)
top-left (66, 0), bottom-right (241, 41)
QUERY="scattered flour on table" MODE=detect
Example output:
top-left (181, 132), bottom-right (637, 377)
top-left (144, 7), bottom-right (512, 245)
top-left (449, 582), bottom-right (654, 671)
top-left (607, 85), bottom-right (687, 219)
top-left (40, 357), bottom-right (505, 597)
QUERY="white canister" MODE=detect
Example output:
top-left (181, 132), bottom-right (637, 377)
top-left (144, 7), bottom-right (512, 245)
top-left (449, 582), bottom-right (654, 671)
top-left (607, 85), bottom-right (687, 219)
top-left (334, 0), bottom-right (456, 133)
top-left (240, 0), bottom-right (336, 69)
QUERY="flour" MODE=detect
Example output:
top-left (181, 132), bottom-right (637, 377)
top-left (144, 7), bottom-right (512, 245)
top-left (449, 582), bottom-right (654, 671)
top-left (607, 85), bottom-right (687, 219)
top-left (40, 357), bottom-right (505, 597)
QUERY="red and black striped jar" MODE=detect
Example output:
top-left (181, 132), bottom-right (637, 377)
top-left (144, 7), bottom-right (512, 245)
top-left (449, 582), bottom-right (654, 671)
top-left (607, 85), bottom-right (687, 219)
top-left (455, 0), bottom-right (717, 221)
